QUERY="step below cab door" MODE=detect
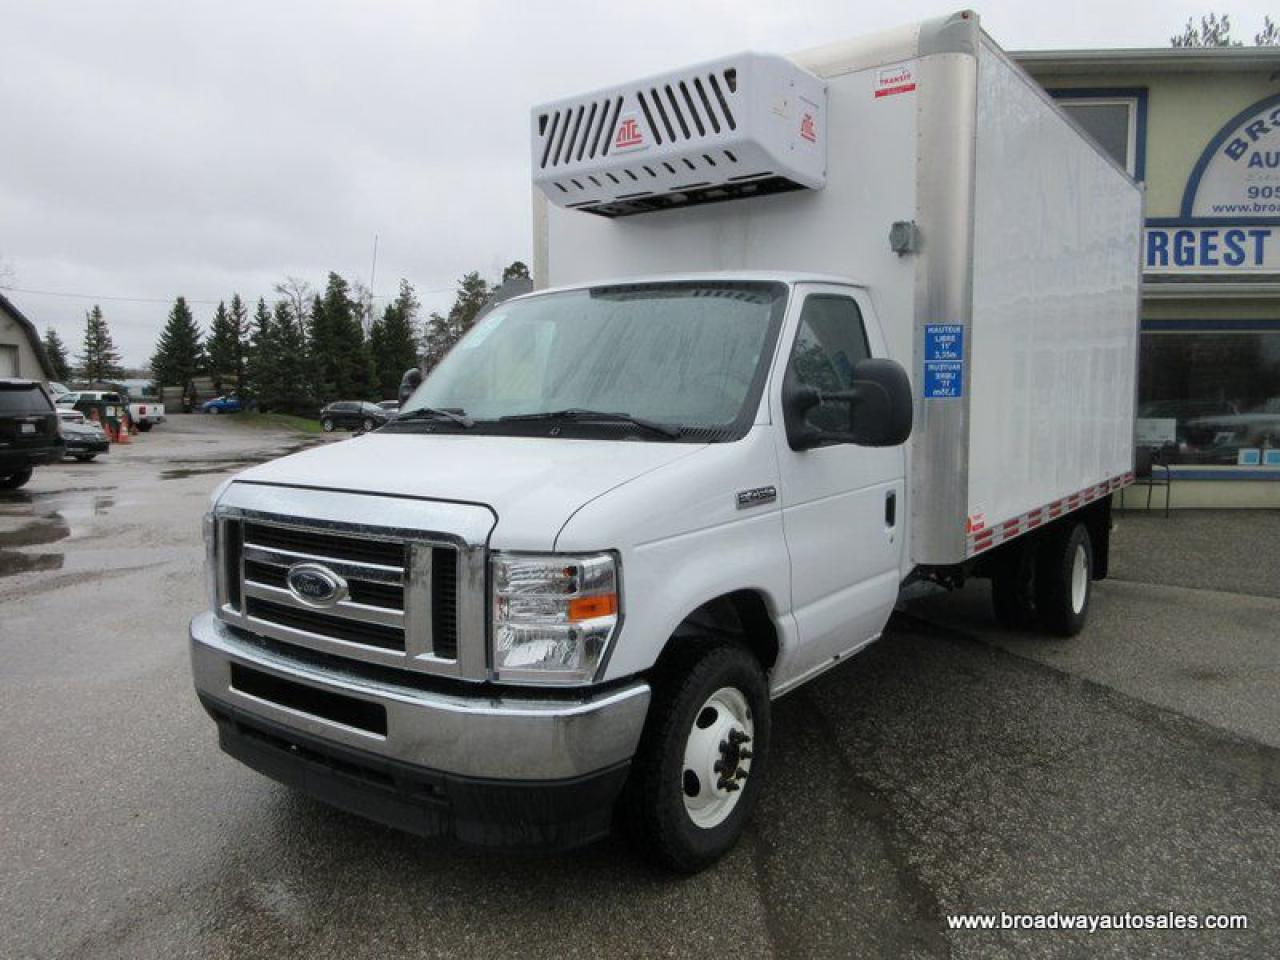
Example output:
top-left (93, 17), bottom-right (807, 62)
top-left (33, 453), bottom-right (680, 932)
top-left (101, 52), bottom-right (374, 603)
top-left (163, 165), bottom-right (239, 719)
top-left (771, 284), bottom-right (907, 689)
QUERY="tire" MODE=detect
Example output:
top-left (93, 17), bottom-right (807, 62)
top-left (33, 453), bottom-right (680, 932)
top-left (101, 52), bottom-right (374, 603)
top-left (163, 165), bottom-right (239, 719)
top-left (322, 418), bottom-right (335, 433)
top-left (362, 417), bottom-right (375, 431)
top-left (0, 467), bottom-right (34, 490)
top-left (137, 422), bottom-right (153, 432)
top-left (1035, 522), bottom-right (1093, 637)
top-left (208, 407), bottom-right (219, 415)
top-left (75, 454), bottom-right (97, 462)
top-left (991, 542), bottom-right (1037, 630)
top-left (621, 642), bottom-right (770, 873)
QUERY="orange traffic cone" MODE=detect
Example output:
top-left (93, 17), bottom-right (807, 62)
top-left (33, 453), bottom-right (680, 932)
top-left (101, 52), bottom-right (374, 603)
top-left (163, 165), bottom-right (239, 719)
top-left (116, 416), bottom-right (131, 444)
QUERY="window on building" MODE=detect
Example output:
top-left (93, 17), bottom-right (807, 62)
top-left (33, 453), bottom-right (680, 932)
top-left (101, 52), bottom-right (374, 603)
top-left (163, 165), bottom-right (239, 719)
top-left (1054, 96), bottom-right (1141, 177)
top-left (1137, 329), bottom-right (1280, 467)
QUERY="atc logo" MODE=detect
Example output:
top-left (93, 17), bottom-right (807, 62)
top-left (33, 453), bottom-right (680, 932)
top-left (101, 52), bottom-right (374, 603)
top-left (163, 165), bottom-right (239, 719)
top-left (613, 113), bottom-right (646, 152)
top-left (800, 112), bottom-right (817, 143)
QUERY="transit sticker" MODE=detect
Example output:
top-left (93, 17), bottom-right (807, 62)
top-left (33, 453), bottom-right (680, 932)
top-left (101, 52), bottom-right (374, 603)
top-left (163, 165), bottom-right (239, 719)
top-left (875, 62), bottom-right (917, 98)
top-left (923, 324), bottom-right (964, 399)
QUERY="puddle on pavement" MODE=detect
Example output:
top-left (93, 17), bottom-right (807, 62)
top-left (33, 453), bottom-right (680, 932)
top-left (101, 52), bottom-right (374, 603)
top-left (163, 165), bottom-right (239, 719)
top-left (0, 514), bottom-right (71, 550)
top-left (0, 550), bottom-right (63, 576)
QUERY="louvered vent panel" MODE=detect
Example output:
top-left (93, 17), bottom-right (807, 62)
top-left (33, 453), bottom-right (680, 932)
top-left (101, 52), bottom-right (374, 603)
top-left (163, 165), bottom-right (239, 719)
top-left (532, 53), bottom-right (826, 218)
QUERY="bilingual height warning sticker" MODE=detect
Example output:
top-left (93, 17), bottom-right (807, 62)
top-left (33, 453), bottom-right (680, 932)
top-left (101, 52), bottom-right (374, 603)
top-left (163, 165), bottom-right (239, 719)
top-left (923, 324), bottom-right (963, 398)
top-left (875, 62), bottom-right (917, 98)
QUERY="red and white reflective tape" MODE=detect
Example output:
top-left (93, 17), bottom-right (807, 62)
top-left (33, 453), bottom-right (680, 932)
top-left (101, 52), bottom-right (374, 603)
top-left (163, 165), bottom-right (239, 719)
top-left (965, 472), bottom-right (1134, 558)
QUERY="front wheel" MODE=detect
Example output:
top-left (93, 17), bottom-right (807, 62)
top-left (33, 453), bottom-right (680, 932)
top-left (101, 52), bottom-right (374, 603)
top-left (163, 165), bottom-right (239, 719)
top-left (137, 422), bottom-right (153, 433)
top-left (322, 418), bottom-right (335, 433)
top-left (621, 642), bottom-right (770, 873)
top-left (362, 417), bottom-right (375, 431)
top-left (0, 467), bottom-right (34, 490)
top-left (1035, 522), bottom-right (1093, 636)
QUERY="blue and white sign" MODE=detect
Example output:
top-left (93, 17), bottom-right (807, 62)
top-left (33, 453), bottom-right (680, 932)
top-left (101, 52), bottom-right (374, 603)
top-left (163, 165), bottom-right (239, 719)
top-left (1145, 226), bottom-right (1277, 273)
top-left (1181, 93), bottom-right (1280, 221)
top-left (923, 324), bottom-right (963, 399)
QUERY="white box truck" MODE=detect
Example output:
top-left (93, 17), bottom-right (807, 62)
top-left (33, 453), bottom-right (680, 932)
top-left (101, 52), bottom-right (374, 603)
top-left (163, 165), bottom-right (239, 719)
top-left (190, 11), bottom-right (1140, 872)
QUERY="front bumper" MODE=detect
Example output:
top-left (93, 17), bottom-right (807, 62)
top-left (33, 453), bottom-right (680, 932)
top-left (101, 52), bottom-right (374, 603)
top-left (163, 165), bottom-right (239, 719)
top-left (190, 612), bottom-right (651, 847)
top-left (0, 442), bottom-right (64, 473)
top-left (65, 437), bottom-right (109, 455)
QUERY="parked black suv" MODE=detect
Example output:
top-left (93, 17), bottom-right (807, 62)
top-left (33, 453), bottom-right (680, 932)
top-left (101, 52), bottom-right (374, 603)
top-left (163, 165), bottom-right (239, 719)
top-left (0, 380), bottom-right (64, 489)
top-left (319, 401), bottom-right (391, 433)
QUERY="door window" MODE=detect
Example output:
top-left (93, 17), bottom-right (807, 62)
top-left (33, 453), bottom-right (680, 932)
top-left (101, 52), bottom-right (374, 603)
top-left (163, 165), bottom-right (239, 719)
top-left (786, 295), bottom-right (870, 433)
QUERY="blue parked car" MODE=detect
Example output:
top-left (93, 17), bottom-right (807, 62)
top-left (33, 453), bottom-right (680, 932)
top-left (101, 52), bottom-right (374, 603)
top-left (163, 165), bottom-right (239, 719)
top-left (201, 394), bottom-right (243, 414)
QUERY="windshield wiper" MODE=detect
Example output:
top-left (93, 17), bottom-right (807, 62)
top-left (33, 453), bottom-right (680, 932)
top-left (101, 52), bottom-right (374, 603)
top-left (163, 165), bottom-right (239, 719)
top-left (499, 408), bottom-right (682, 438)
top-left (394, 406), bottom-right (475, 428)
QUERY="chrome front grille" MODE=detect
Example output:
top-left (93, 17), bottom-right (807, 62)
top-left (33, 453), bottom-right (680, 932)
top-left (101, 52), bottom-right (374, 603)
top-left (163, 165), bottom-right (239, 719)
top-left (212, 510), bottom-right (477, 678)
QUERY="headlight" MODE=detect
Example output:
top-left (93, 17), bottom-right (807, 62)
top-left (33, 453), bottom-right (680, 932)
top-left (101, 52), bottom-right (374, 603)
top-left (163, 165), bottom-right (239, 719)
top-left (203, 512), bottom-right (218, 609)
top-left (491, 552), bottom-right (620, 685)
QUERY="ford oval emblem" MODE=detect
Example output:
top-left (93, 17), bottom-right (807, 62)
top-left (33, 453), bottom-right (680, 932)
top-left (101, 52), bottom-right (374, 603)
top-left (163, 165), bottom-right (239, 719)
top-left (286, 562), bottom-right (348, 608)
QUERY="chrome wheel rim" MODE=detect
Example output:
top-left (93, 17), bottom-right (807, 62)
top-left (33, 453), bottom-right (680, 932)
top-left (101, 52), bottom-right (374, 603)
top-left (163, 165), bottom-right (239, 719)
top-left (1070, 542), bottom-right (1089, 614)
top-left (682, 686), bottom-right (753, 829)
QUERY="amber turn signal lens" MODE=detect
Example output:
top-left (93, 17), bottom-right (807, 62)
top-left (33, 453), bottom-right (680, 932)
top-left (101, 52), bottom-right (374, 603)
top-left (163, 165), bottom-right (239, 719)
top-left (566, 593), bottom-right (618, 621)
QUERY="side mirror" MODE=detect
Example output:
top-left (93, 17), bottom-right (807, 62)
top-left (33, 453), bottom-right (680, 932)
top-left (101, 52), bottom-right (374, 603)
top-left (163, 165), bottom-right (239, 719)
top-left (398, 367), bottom-right (423, 407)
top-left (782, 358), bottom-right (913, 451)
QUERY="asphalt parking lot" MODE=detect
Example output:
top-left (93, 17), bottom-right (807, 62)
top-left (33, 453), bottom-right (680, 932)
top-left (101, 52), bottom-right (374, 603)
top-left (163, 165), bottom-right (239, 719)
top-left (1, 416), bottom-right (1277, 959)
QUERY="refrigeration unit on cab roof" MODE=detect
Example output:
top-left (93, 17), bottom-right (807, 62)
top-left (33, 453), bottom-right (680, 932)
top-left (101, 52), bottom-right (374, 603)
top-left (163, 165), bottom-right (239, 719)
top-left (531, 53), bottom-right (827, 217)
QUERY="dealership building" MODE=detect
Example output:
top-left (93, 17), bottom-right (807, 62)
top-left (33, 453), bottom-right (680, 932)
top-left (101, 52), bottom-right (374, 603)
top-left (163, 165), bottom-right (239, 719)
top-left (1016, 45), bottom-right (1280, 507)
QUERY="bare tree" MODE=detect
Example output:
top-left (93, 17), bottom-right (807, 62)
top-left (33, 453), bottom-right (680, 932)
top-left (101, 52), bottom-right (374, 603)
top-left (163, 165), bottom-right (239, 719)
top-left (273, 276), bottom-right (313, 336)
top-left (1257, 15), bottom-right (1280, 45)
top-left (1172, 12), bottom-right (1242, 47)
top-left (350, 278), bottom-right (375, 336)
top-left (0, 254), bottom-right (15, 287)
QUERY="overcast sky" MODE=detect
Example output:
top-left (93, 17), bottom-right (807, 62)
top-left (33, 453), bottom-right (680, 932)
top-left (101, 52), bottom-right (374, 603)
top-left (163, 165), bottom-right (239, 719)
top-left (1, 0), bottom-right (1273, 366)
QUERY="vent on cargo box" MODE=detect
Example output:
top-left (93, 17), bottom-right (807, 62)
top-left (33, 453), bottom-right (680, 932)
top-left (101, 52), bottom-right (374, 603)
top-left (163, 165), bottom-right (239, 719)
top-left (532, 52), bottom-right (825, 217)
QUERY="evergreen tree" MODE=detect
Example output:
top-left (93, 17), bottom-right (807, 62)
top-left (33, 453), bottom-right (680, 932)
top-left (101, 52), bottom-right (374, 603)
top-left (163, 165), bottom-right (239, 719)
top-left (369, 279), bottom-right (421, 398)
top-left (206, 300), bottom-right (236, 390)
top-left (274, 299), bottom-right (314, 414)
top-left (309, 273), bottom-right (374, 402)
top-left (449, 271), bottom-right (491, 339)
top-left (246, 298), bottom-right (278, 410)
top-left (42, 327), bottom-right (72, 382)
top-left (502, 260), bottom-right (531, 282)
top-left (76, 305), bottom-right (124, 383)
top-left (421, 311), bottom-right (452, 374)
top-left (150, 296), bottom-right (205, 388)
top-left (228, 294), bottom-right (249, 391)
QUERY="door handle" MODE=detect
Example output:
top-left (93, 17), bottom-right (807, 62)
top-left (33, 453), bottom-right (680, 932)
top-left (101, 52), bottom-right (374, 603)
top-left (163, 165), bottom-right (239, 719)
top-left (885, 490), bottom-right (897, 527)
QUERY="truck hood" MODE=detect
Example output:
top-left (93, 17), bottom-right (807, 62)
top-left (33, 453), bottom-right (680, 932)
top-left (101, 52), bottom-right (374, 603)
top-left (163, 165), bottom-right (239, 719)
top-left (232, 432), bottom-right (707, 549)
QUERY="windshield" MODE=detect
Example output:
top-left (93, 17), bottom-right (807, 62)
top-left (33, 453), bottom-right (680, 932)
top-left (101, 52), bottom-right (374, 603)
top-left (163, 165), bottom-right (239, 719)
top-left (402, 281), bottom-right (787, 440)
top-left (0, 385), bottom-right (53, 415)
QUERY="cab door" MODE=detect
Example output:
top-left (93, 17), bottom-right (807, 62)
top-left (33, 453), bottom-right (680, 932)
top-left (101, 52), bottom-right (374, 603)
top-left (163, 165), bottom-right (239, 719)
top-left (771, 285), bottom-right (906, 685)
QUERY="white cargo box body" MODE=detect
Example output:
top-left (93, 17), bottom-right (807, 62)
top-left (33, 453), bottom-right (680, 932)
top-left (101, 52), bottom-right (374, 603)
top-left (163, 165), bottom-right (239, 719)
top-left (533, 11), bottom-right (1142, 568)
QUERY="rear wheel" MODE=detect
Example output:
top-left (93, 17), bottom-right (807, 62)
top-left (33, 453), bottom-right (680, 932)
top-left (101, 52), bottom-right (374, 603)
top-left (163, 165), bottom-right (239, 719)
top-left (322, 417), bottom-right (335, 433)
top-left (621, 642), bottom-right (770, 873)
top-left (1035, 523), bottom-right (1093, 637)
top-left (362, 417), bottom-right (375, 431)
top-left (0, 467), bottom-right (34, 490)
top-left (208, 407), bottom-right (219, 415)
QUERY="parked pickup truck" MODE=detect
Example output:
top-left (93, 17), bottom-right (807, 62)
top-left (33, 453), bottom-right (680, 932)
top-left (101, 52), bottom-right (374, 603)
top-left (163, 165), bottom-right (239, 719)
top-left (190, 12), bottom-right (1141, 872)
top-left (128, 397), bottom-right (165, 432)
